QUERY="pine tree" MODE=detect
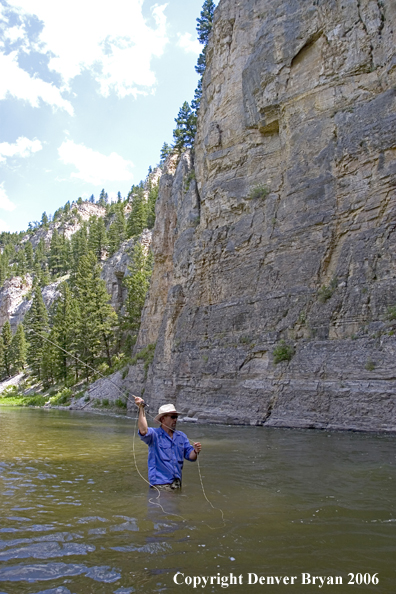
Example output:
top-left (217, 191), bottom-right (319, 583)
top-left (0, 252), bottom-right (10, 286)
top-left (41, 263), bottom-right (51, 287)
top-left (41, 339), bottom-right (57, 388)
top-left (24, 241), bottom-right (34, 271)
top-left (41, 212), bottom-right (49, 227)
top-left (1, 320), bottom-right (13, 377)
top-left (89, 194), bottom-right (95, 203)
top-left (147, 183), bottom-right (159, 229)
top-left (25, 286), bottom-right (50, 380)
top-left (61, 236), bottom-right (72, 275)
top-left (0, 339), bottom-right (4, 380)
top-left (160, 142), bottom-right (173, 165)
top-left (172, 101), bottom-right (197, 152)
top-left (50, 282), bottom-right (80, 384)
top-left (126, 187), bottom-right (147, 238)
top-left (193, 1), bottom-right (216, 115)
top-left (196, 0), bottom-right (216, 44)
top-left (98, 189), bottom-right (107, 207)
top-left (70, 224), bottom-right (88, 283)
top-left (10, 323), bottom-right (27, 373)
top-left (49, 229), bottom-right (63, 277)
top-left (15, 248), bottom-right (27, 276)
top-left (108, 206), bottom-right (126, 255)
top-left (195, 46), bottom-right (207, 76)
top-left (191, 77), bottom-right (203, 114)
top-left (88, 217), bottom-right (107, 259)
top-left (74, 252), bottom-right (117, 377)
top-left (122, 242), bottom-right (153, 347)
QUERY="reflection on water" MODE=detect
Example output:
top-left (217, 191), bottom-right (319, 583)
top-left (0, 407), bottom-right (395, 593)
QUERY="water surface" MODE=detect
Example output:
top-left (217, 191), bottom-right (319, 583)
top-left (0, 407), bottom-right (395, 593)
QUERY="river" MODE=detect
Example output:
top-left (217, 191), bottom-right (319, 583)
top-left (0, 407), bottom-right (395, 593)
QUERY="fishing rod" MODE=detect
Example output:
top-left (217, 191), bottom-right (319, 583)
top-left (27, 327), bottom-right (225, 527)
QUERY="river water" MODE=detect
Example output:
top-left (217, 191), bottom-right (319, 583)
top-left (0, 408), bottom-right (395, 594)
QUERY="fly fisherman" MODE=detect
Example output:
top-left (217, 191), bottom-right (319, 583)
top-left (134, 397), bottom-right (202, 490)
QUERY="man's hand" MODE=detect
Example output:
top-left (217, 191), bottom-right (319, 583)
top-left (134, 396), bottom-right (148, 435)
top-left (134, 396), bottom-right (145, 408)
top-left (193, 442), bottom-right (202, 455)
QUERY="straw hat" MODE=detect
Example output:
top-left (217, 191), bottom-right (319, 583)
top-left (154, 403), bottom-right (181, 423)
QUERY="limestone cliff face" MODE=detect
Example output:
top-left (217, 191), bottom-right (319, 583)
top-left (0, 275), bottom-right (64, 332)
top-left (129, 0), bottom-right (396, 432)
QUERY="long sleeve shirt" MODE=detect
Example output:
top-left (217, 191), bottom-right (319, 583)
top-left (138, 426), bottom-right (195, 485)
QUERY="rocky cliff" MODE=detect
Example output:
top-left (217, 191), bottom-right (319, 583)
top-left (121, 0), bottom-right (396, 432)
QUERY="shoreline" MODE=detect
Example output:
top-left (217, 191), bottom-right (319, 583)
top-left (2, 400), bottom-right (395, 435)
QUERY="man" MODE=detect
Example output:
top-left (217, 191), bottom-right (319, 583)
top-left (134, 396), bottom-right (201, 490)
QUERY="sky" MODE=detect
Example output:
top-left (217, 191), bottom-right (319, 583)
top-left (0, 0), bottom-right (206, 233)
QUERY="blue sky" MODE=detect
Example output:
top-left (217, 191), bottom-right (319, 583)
top-left (0, 0), bottom-right (206, 232)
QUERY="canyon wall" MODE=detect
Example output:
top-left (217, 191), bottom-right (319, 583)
top-left (127, 0), bottom-right (396, 432)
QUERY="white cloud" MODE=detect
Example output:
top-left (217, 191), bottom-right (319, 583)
top-left (4, 24), bottom-right (26, 43)
top-left (0, 51), bottom-right (74, 114)
top-left (0, 136), bottom-right (43, 163)
top-left (0, 219), bottom-right (10, 231)
top-left (0, 183), bottom-right (17, 212)
top-left (5, 0), bottom-right (169, 99)
top-left (58, 139), bottom-right (134, 185)
top-left (177, 32), bottom-right (201, 55)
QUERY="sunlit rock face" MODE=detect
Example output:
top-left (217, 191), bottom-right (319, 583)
top-left (0, 275), bottom-right (33, 332)
top-left (131, 0), bottom-right (396, 432)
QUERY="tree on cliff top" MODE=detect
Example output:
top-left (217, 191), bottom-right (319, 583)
top-left (196, 0), bottom-right (216, 45)
top-left (193, 0), bottom-right (216, 111)
top-left (173, 101), bottom-right (197, 153)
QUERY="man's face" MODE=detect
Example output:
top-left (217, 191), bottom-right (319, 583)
top-left (162, 414), bottom-right (178, 430)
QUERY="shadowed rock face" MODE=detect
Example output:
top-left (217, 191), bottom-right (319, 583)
top-left (127, 0), bottom-right (396, 431)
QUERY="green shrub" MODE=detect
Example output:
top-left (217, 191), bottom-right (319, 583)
top-left (318, 277), bottom-right (338, 303)
top-left (386, 306), bottom-right (396, 321)
top-left (365, 360), bottom-right (376, 371)
top-left (115, 398), bottom-right (127, 409)
top-left (50, 387), bottom-right (72, 406)
top-left (273, 340), bottom-right (295, 364)
top-left (2, 385), bottom-right (19, 398)
top-left (248, 184), bottom-right (270, 200)
top-left (130, 343), bottom-right (156, 378)
top-left (184, 169), bottom-right (196, 191)
top-left (22, 395), bottom-right (47, 406)
top-left (102, 398), bottom-right (109, 407)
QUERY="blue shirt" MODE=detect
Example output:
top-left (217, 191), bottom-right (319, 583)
top-left (139, 426), bottom-right (195, 485)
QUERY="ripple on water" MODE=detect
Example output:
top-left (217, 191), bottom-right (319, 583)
top-left (110, 542), bottom-right (171, 554)
top-left (30, 586), bottom-right (72, 594)
top-left (0, 562), bottom-right (121, 583)
top-left (0, 541), bottom-right (95, 561)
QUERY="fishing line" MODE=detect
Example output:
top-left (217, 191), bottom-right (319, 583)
top-left (27, 327), bottom-right (226, 527)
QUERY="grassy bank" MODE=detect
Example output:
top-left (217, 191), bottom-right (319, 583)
top-left (0, 384), bottom-right (129, 412)
top-left (0, 394), bottom-right (48, 407)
